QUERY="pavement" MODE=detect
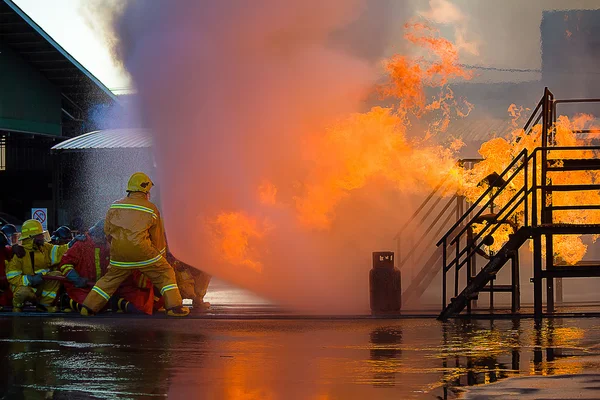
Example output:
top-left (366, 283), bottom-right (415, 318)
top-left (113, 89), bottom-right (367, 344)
top-left (3, 310), bottom-right (600, 399)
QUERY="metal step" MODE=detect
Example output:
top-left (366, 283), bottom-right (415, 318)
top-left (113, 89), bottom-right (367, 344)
top-left (479, 284), bottom-right (514, 292)
top-left (534, 224), bottom-right (600, 235)
top-left (438, 227), bottom-right (530, 321)
top-left (547, 159), bottom-right (600, 171)
top-left (541, 265), bottom-right (600, 278)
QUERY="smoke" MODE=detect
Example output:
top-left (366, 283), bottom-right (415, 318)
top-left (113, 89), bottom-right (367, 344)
top-left (418, 0), bottom-right (479, 57)
top-left (90, 0), bottom-right (479, 313)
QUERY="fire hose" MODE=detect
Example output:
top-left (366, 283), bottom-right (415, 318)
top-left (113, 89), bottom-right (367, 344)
top-left (0, 274), bottom-right (95, 288)
top-left (41, 274), bottom-right (96, 288)
top-left (1, 274), bottom-right (153, 293)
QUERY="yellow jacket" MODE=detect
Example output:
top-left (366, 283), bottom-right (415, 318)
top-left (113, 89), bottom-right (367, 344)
top-left (104, 192), bottom-right (167, 267)
top-left (5, 239), bottom-right (68, 287)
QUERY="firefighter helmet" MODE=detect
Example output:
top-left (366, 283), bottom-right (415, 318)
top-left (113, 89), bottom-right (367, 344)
top-left (127, 172), bottom-right (154, 193)
top-left (51, 226), bottom-right (73, 243)
top-left (20, 219), bottom-right (45, 240)
top-left (0, 224), bottom-right (17, 238)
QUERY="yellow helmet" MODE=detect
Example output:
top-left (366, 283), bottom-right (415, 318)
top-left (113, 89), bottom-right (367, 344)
top-left (127, 172), bottom-right (154, 193)
top-left (20, 219), bottom-right (45, 240)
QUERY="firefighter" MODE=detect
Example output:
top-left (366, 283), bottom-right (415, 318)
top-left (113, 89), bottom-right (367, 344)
top-left (1, 224), bottom-right (18, 245)
top-left (50, 226), bottom-right (73, 245)
top-left (81, 172), bottom-right (189, 317)
top-left (168, 253), bottom-right (211, 310)
top-left (0, 232), bottom-right (13, 310)
top-left (60, 220), bottom-right (154, 314)
top-left (5, 219), bottom-right (68, 312)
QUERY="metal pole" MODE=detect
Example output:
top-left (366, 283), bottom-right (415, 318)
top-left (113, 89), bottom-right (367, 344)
top-left (533, 234), bottom-right (543, 320)
top-left (442, 239), bottom-right (447, 310)
top-left (546, 234), bottom-right (555, 314)
top-left (512, 250), bottom-right (521, 313)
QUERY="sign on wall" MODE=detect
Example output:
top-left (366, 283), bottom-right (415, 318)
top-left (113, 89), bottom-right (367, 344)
top-left (31, 208), bottom-right (48, 231)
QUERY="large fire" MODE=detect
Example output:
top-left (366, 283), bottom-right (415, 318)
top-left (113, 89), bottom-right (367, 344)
top-left (211, 22), bottom-right (472, 256)
top-left (113, 0), bottom-right (600, 311)
top-left (210, 22), bottom-right (600, 270)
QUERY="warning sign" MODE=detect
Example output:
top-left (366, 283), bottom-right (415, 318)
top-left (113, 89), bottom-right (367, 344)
top-left (31, 208), bottom-right (48, 231)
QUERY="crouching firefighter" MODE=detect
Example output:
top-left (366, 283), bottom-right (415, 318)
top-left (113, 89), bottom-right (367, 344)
top-left (5, 219), bottom-right (68, 312)
top-left (0, 232), bottom-right (14, 310)
top-left (60, 220), bottom-right (154, 314)
top-left (81, 172), bottom-right (189, 317)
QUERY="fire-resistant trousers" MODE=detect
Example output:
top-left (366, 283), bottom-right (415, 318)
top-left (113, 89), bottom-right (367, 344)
top-left (175, 267), bottom-right (211, 301)
top-left (82, 257), bottom-right (182, 312)
top-left (12, 271), bottom-right (62, 308)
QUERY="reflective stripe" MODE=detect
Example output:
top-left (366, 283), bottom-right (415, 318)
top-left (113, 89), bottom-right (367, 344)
top-left (61, 266), bottom-right (74, 275)
top-left (34, 269), bottom-right (49, 275)
top-left (110, 254), bottom-right (163, 268)
top-left (41, 290), bottom-right (57, 299)
top-left (50, 245), bottom-right (59, 265)
top-left (110, 204), bottom-right (157, 219)
top-left (160, 284), bottom-right (178, 295)
top-left (60, 264), bottom-right (73, 272)
top-left (22, 275), bottom-right (30, 286)
top-left (94, 248), bottom-right (101, 280)
top-left (159, 247), bottom-right (166, 255)
top-left (91, 286), bottom-right (110, 301)
top-left (6, 271), bottom-right (21, 279)
top-left (138, 274), bottom-right (145, 288)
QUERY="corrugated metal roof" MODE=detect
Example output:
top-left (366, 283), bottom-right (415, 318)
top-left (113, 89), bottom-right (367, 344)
top-left (51, 128), bottom-right (152, 151)
top-left (448, 117), bottom-right (514, 143)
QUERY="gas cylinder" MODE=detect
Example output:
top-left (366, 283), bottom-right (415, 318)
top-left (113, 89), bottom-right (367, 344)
top-left (369, 251), bottom-right (401, 315)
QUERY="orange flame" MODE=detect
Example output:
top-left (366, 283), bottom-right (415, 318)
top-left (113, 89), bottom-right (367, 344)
top-left (209, 212), bottom-right (272, 273)
top-left (258, 181), bottom-right (278, 206)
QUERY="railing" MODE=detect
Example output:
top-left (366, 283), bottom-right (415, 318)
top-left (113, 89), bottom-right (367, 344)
top-left (437, 149), bottom-right (531, 309)
top-left (395, 160), bottom-right (479, 303)
top-left (438, 145), bottom-right (600, 310)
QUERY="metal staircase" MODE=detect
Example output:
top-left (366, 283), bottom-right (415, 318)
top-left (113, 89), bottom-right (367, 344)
top-left (395, 162), bottom-right (478, 306)
top-left (437, 88), bottom-right (600, 320)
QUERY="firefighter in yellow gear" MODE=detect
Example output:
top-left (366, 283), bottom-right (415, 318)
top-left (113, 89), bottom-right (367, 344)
top-left (169, 255), bottom-right (211, 310)
top-left (81, 172), bottom-right (190, 317)
top-left (5, 219), bottom-right (68, 312)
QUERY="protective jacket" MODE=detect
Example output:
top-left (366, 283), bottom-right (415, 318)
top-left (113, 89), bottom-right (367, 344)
top-left (0, 246), bottom-right (13, 305)
top-left (60, 235), bottom-right (154, 314)
top-left (104, 192), bottom-right (167, 267)
top-left (5, 240), bottom-right (67, 288)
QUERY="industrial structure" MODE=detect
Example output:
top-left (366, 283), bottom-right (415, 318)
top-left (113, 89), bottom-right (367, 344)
top-left (0, 0), bottom-right (118, 227)
top-left (398, 88), bottom-right (600, 320)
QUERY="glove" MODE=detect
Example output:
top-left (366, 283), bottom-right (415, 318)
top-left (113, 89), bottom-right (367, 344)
top-left (66, 269), bottom-right (88, 288)
top-left (28, 273), bottom-right (43, 286)
top-left (11, 244), bottom-right (25, 258)
top-left (68, 234), bottom-right (86, 248)
top-left (74, 277), bottom-right (88, 288)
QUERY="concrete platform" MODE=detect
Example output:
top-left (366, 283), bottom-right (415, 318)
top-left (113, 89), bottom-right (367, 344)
top-left (2, 315), bottom-right (600, 399)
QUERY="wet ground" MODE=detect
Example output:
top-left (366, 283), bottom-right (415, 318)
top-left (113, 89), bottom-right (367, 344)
top-left (2, 315), bottom-right (600, 400)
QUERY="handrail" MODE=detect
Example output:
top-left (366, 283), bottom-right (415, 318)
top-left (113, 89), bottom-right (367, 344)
top-left (447, 186), bottom-right (528, 273)
top-left (398, 196), bottom-right (457, 269)
top-left (444, 145), bottom-right (600, 273)
top-left (394, 178), bottom-right (446, 239)
top-left (437, 148), bottom-right (528, 247)
top-left (522, 97), bottom-right (544, 133)
top-left (449, 151), bottom-right (529, 245)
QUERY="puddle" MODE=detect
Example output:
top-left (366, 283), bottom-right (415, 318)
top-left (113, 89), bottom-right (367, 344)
top-left (1, 317), bottom-right (599, 399)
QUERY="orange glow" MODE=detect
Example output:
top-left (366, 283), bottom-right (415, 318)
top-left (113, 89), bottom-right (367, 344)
top-left (258, 181), bottom-right (278, 206)
top-left (454, 113), bottom-right (600, 264)
top-left (209, 212), bottom-right (271, 273)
